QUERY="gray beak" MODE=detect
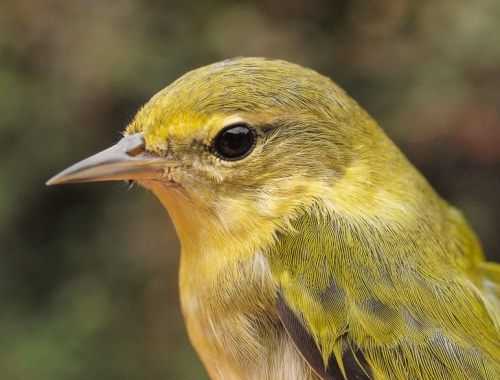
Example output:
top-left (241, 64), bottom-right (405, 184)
top-left (47, 133), bottom-right (171, 185)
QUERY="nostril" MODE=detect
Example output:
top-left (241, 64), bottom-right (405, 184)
top-left (127, 145), bottom-right (145, 157)
top-left (123, 133), bottom-right (147, 157)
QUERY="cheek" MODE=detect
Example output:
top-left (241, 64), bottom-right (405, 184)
top-left (253, 183), bottom-right (313, 218)
top-left (171, 168), bottom-right (220, 205)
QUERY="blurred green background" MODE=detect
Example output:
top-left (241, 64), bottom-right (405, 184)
top-left (1, 0), bottom-right (499, 379)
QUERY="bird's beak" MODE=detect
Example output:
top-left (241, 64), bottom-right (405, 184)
top-left (46, 133), bottom-right (171, 185)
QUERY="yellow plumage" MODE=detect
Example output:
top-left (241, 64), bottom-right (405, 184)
top-left (48, 58), bottom-right (500, 379)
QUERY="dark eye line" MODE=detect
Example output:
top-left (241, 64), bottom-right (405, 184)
top-left (255, 121), bottom-right (283, 135)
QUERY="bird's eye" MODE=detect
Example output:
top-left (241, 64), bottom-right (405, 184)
top-left (211, 123), bottom-right (256, 161)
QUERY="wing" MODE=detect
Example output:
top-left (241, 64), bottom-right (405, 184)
top-left (267, 212), bottom-right (500, 380)
top-left (276, 292), bottom-right (372, 380)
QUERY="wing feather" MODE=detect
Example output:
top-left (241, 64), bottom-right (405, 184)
top-left (277, 292), bottom-right (373, 380)
top-left (268, 212), bottom-right (500, 379)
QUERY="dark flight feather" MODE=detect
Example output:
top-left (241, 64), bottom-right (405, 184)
top-left (277, 292), bottom-right (373, 380)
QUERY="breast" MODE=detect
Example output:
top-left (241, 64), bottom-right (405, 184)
top-left (178, 251), bottom-right (320, 379)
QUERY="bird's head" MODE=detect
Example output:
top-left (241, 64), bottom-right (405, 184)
top-left (47, 58), bottom-right (402, 254)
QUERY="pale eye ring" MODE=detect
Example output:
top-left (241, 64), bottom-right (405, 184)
top-left (211, 123), bottom-right (256, 161)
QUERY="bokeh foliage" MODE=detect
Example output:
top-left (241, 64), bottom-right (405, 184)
top-left (1, 0), bottom-right (499, 379)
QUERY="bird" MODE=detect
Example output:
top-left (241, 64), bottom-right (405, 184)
top-left (47, 57), bottom-right (500, 380)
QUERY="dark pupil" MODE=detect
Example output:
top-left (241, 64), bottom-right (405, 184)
top-left (213, 125), bottom-right (255, 160)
